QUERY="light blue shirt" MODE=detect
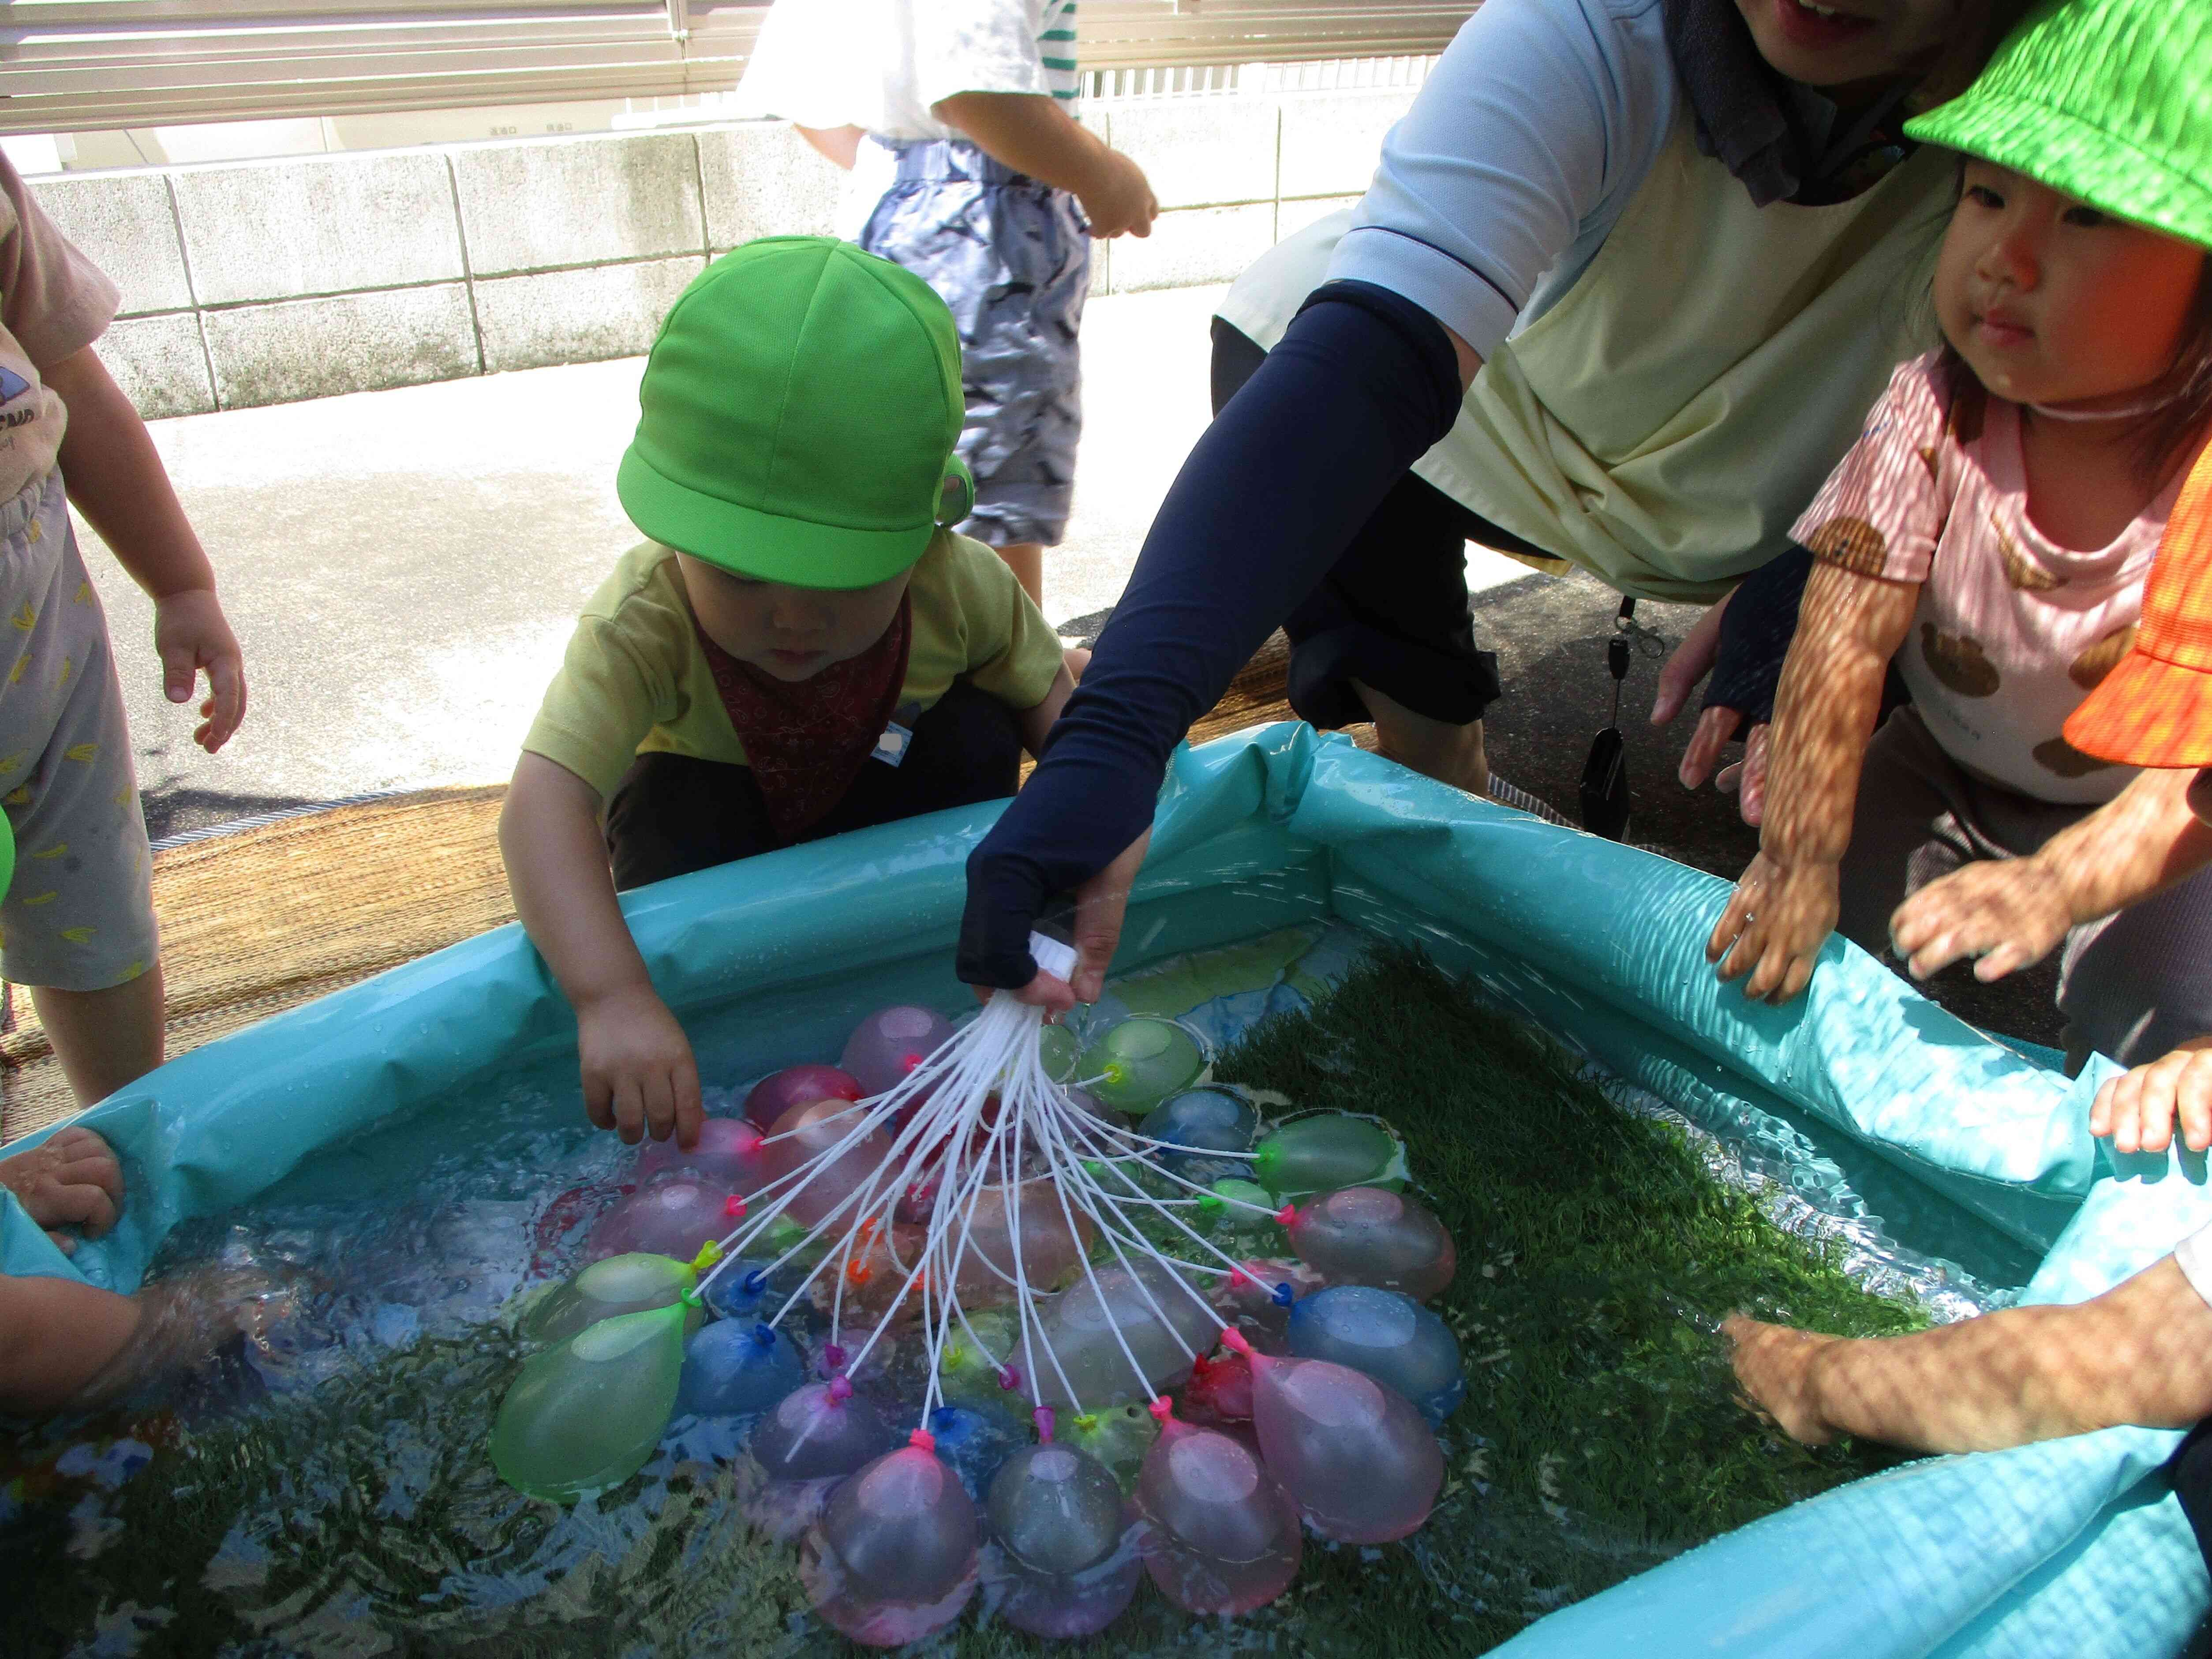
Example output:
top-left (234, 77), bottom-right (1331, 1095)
top-left (1327, 0), bottom-right (1678, 362)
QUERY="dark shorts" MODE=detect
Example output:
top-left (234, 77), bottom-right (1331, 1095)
top-left (861, 138), bottom-right (1092, 550)
top-left (605, 680), bottom-right (1022, 890)
top-left (1210, 318), bottom-right (1540, 730)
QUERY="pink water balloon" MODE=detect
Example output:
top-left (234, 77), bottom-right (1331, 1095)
top-left (744, 1064), bottom-right (864, 1131)
top-left (801, 1438), bottom-right (980, 1647)
top-left (759, 1097), bottom-right (895, 1228)
top-left (1222, 1329), bottom-right (1442, 1543)
top-left (1134, 1406), bottom-right (1301, 1614)
top-left (744, 1379), bottom-right (899, 1539)
top-left (1288, 1186), bottom-right (1457, 1302)
top-left (584, 1176), bottom-right (741, 1263)
top-left (841, 1005), bottom-right (955, 1097)
top-left (634, 1116), bottom-right (769, 1189)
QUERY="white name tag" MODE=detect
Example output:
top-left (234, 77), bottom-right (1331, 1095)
top-left (872, 722), bottom-right (913, 767)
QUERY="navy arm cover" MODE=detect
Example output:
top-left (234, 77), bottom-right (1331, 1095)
top-left (957, 281), bottom-right (1464, 988)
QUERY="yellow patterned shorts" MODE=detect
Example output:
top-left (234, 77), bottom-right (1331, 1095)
top-left (0, 469), bottom-right (155, 991)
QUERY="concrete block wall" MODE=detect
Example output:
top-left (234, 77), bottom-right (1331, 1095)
top-left (31, 87), bottom-right (1415, 417)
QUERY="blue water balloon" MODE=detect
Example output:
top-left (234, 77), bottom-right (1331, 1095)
top-left (1284, 1285), bottom-right (1464, 1427)
top-left (677, 1320), bottom-right (805, 1417)
top-left (1141, 1088), bottom-right (1258, 1183)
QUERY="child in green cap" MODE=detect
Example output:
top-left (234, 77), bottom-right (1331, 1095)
top-left (1706, 0), bottom-right (2212, 1069)
top-left (500, 237), bottom-right (1073, 1150)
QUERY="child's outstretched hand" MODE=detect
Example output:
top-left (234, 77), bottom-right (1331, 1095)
top-left (2091, 1038), bottom-right (2212, 1156)
top-left (1887, 858), bottom-right (2070, 984)
top-left (1707, 851), bottom-right (1838, 1003)
top-left (0, 1125), bottom-right (123, 1252)
top-left (576, 982), bottom-right (703, 1150)
top-left (1722, 1314), bottom-right (1841, 1446)
top-left (153, 587), bottom-right (247, 753)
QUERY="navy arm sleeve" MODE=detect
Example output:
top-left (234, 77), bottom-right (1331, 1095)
top-left (1703, 543), bottom-right (1812, 730)
top-left (957, 281), bottom-right (1464, 988)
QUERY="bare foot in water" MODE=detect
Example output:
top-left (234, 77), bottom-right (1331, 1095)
top-left (0, 1126), bottom-right (123, 1252)
top-left (1723, 1314), bottom-right (1842, 1446)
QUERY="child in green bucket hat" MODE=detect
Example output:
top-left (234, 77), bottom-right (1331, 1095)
top-left (501, 237), bottom-right (1073, 1150)
top-left (1716, 0), bottom-right (2212, 1494)
top-left (1708, 0), bottom-right (2212, 1070)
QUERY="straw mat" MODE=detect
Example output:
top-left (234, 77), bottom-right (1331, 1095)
top-left (0, 633), bottom-right (1307, 1144)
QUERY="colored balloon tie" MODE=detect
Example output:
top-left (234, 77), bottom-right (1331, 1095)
top-left (1033, 1406), bottom-right (1055, 1442)
top-left (691, 1240), bottom-right (724, 1272)
top-left (723, 1195), bottom-right (747, 1220)
top-left (828, 1374), bottom-right (854, 1403)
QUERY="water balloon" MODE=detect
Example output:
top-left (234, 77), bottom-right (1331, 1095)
top-left (1250, 1114), bottom-right (1407, 1202)
top-left (840, 1006), bottom-right (955, 1097)
top-left (1077, 1017), bottom-right (1209, 1115)
top-left (1134, 1408), bottom-right (1301, 1614)
top-left (584, 1176), bottom-right (743, 1263)
top-left (1022, 1259), bottom-right (1217, 1408)
top-left (1226, 1330), bottom-right (1443, 1543)
top-left (490, 1302), bottom-right (688, 1501)
top-left (635, 1115), bottom-right (770, 1187)
top-left (1063, 1403), bottom-right (1158, 1494)
top-left (521, 1251), bottom-right (700, 1344)
top-left (801, 1441), bottom-right (980, 1646)
top-left (677, 1319), bottom-right (805, 1417)
top-left (744, 1064), bottom-right (864, 1131)
top-left (925, 1402), bottom-right (1024, 1501)
top-left (758, 1097), bottom-right (894, 1228)
top-left (1181, 1348), bottom-right (1254, 1429)
top-left (1288, 1185), bottom-right (1456, 1302)
top-left (1142, 1089), bottom-right (1257, 1182)
top-left (987, 1441), bottom-right (1141, 1637)
top-left (1286, 1284), bottom-right (1464, 1426)
top-left (743, 1378), bottom-right (901, 1540)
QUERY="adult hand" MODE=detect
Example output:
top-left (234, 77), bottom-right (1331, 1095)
top-left (1652, 594), bottom-right (1770, 824)
top-left (1078, 150), bottom-right (1158, 240)
top-left (1888, 858), bottom-right (2070, 984)
top-left (1707, 850), bottom-right (1838, 1004)
top-left (2091, 1039), bottom-right (2212, 1156)
top-left (0, 1125), bottom-right (123, 1252)
top-left (1001, 828), bottom-right (1151, 1014)
top-left (576, 983), bottom-right (702, 1149)
top-left (153, 588), bottom-right (247, 753)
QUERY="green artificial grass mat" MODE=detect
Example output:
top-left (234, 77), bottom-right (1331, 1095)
top-left (0, 948), bottom-right (1925, 1658)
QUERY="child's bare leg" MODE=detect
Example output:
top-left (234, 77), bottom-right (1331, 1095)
top-left (1354, 678), bottom-right (1490, 798)
top-left (0, 1125), bottom-right (122, 1249)
top-left (32, 965), bottom-right (165, 1108)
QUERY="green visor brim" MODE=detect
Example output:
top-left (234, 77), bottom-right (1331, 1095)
top-left (616, 444), bottom-right (934, 591)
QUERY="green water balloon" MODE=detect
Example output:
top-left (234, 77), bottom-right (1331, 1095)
top-left (521, 1251), bottom-right (702, 1344)
top-left (491, 1301), bottom-right (688, 1502)
top-left (1076, 1016), bottom-right (1208, 1115)
top-left (1250, 1115), bottom-right (1407, 1202)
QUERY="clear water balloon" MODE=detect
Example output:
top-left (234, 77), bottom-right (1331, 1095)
top-left (490, 1301), bottom-right (689, 1502)
top-left (987, 1441), bottom-right (1142, 1637)
top-left (1225, 1329), bottom-right (1443, 1543)
top-left (1288, 1185), bottom-right (1457, 1302)
top-left (1285, 1284), bottom-right (1464, 1426)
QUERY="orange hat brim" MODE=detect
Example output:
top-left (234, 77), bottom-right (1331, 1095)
top-left (2065, 649), bottom-right (2212, 768)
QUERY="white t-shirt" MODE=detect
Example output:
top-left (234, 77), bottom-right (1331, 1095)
top-left (737, 0), bottom-right (1080, 143)
top-left (0, 154), bottom-right (119, 506)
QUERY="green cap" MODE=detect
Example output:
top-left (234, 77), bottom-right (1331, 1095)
top-left (617, 236), bottom-right (969, 589)
top-left (1904, 0), bottom-right (2212, 248)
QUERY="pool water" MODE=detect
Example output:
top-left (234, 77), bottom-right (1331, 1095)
top-left (0, 926), bottom-right (2019, 1657)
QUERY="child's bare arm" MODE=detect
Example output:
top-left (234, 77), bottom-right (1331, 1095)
top-left (46, 345), bottom-right (245, 753)
top-left (1708, 562), bottom-right (1919, 1002)
top-left (0, 1273), bottom-right (141, 1414)
top-left (498, 753), bottom-right (702, 1148)
top-left (795, 124), bottom-right (865, 170)
top-left (1015, 663), bottom-right (1075, 759)
top-left (1890, 768), bottom-right (2212, 983)
top-left (931, 92), bottom-right (1157, 238)
top-left (1726, 1254), bottom-right (2212, 1453)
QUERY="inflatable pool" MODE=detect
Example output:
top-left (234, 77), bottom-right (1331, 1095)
top-left (6, 724), bottom-right (2208, 1655)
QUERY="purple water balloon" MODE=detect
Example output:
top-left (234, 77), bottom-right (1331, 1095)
top-left (1134, 1407), bottom-right (1301, 1614)
top-left (743, 1064), bottom-right (864, 1131)
top-left (584, 1176), bottom-right (740, 1263)
top-left (801, 1440), bottom-right (981, 1647)
top-left (742, 1379), bottom-right (899, 1540)
top-left (840, 1005), bottom-right (955, 1097)
top-left (1225, 1329), bottom-right (1442, 1543)
top-left (634, 1116), bottom-right (769, 1189)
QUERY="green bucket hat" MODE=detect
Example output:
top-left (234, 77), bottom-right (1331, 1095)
top-left (617, 236), bottom-right (969, 589)
top-left (1904, 0), bottom-right (2212, 249)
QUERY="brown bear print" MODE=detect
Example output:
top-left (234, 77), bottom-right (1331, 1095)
top-left (1917, 445), bottom-right (1941, 487)
top-left (2032, 735), bottom-right (2120, 779)
top-left (1995, 522), bottom-right (2061, 592)
top-left (2068, 623), bottom-right (2137, 689)
top-left (1805, 517), bottom-right (1889, 577)
top-left (1920, 623), bottom-right (2002, 697)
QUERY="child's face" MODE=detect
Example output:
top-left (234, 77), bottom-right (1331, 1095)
top-left (1935, 160), bottom-right (2205, 410)
top-left (1731, 0), bottom-right (1962, 91)
top-left (677, 553), bottom-right (912, 683)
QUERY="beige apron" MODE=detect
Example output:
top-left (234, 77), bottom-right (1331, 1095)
top-left (1216, 112), bottom-right (1957, 603)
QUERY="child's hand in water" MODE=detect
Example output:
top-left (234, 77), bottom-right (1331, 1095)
top-left (1722, 1315), bottom-right (1842, 1447)
top-left (576, 982), bottom-right (703, 1149)
top-left (2091, 1039), bottom-right (2212, 1156)
top-left (0, 1126), bottom-right (124, 1252)
top-left (1707, 851), bottom-right (1838, 1003)
top-left (1887, 858), bottom-right (2072, 984)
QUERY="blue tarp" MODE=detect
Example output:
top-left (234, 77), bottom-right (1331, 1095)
top-left (7, 724), bottom-right (2207, 1655)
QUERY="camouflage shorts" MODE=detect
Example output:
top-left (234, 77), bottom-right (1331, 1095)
top-left (859, 138), bottom-right (1093, 549)
top-left (0, 469), bottom-right (156, 991)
